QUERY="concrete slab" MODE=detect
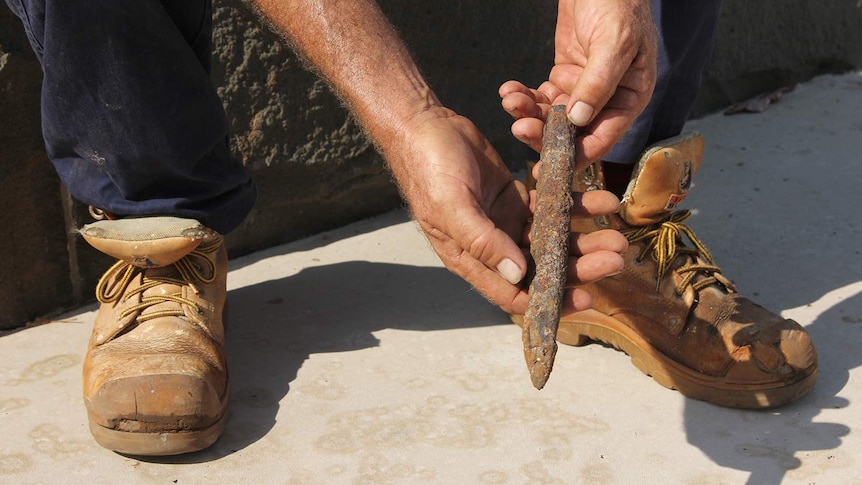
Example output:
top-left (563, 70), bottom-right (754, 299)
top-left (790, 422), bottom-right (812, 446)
top-left (2, 72), bottom-right (862, 484)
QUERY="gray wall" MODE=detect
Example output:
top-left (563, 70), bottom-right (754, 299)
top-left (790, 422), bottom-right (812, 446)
top-left (1, 1), bottom-right (861, 329)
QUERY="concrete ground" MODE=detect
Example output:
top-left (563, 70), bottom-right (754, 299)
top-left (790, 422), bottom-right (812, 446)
top-left (2, 72), bottom-right (862, 485)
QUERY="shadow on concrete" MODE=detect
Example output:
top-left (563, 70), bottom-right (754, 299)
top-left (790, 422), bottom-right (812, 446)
top-left (678, 98), bottom-right (862, 482)
top-left (682, 290), bottom-right (861, 485)
top-left (678, 214), bottom-right (862, 483)
top-left (225, 210), bottom-right (413, 273)
top-left (148, 260), bottom-right (505, 463)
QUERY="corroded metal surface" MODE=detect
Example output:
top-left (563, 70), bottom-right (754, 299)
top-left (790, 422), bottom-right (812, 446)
top-left (522, 105), bottom-right (577, 389)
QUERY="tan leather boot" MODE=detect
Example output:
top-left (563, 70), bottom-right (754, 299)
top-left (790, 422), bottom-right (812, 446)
top-left (80, 216), bottom-right (229, 455)
top-left (516, 132), bottom-right (817, 408)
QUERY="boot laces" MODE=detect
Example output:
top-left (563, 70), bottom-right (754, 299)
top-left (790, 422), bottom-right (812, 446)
top-left (622, 210), bottom-right (736, 294)
top-left (95, 237), bottom-right (221, 323)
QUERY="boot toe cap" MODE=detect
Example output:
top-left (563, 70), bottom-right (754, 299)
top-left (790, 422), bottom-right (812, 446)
top-left (725, 325), bottom-right (818, 390)
top-left (86, 373), bottom-right (227, 433)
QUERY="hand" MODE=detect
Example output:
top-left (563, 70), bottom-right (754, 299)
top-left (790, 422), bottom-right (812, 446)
top-left (388, 108), bottom-right (626, 315)
top-left (500, 0), bottom-right (657, 169)
top-left (258, 0), bottom-right (628, 315)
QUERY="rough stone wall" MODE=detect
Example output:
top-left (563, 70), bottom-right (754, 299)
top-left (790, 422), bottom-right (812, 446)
top-left (693, 0), bottom-right (862, 116)
top-left (1, 0), bottom-right (861, 329)
top-left (211, 4), bottom-right (402, 255)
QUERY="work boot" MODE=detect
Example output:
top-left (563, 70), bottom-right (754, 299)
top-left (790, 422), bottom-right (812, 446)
top-left (80, 215), bottom-right (229, 455)
top-left (516, 132), bottom-right (818, 408)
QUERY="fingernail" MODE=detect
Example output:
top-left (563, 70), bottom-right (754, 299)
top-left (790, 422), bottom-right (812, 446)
top-left (568, 101), bottom-right (594, 126)
top-left (496, 258), bottom-right (524, 285)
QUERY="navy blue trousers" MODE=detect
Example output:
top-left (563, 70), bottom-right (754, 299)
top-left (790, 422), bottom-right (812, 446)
top-left (5, 0), bottom-right (256, 233)
top-left (5, 0), bottom-right (720, 234)
top-left (607, 0), bottom-right (723, 163)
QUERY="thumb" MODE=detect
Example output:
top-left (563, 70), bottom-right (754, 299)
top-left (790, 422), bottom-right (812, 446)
top-left (566, 44), bottom-right (633, 127)
top-left (442, 204), bottom-right (528, 286)
top-left (469, 217), bottom-right (527, 286)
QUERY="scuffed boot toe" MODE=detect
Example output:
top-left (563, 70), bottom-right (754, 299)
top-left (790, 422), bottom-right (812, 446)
top-left (87, 373), bottom-right (228, 455)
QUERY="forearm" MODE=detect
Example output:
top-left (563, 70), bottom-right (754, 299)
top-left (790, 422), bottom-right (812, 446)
top-left (249, 0), bottom-right (442, 175)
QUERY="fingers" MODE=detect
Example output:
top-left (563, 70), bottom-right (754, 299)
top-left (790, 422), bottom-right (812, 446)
top-left (416, 186), bottom-right (536, 315)
top-left (499, 80), bottom-right (537, 100)
top-left (522, 185), bottom-right (622, 244)
top-left (417, 185), bottom-right (533, 314)
top-left (511, 117), bottom-right (545, 153)
top-left (568, 51), bottom-right (654, 127)
top-left (520, 185), bottom-right (627, 288)
top-left (500, 81), bottom-right (569, 121)
top-left (574, 108), bottom-right (637, 168)
top-left (570, 229), bottom-right (628, 256)
top-left (423, 224), bottom-right (531, 314)
top-left (501, 80), bottom-right (573, 152)
top-left (501, 91), bottom-right (544, 120)
top-left (571, 189), bottom-right (620, 218)
top-left (505, 80), bottom-right (651, 167)
top-left (499, 81), bottom-right (554, 120)
top-left (572, 64), bottom-right (654, 165)
top-left (498, 79), bottom-right (529, 98)
top-left (565, 43), bottom-right (631, 125)
top-left (503, 3), bottom-right (659, 161)
top-left (536, 81), bottom-right (568, 106)
top-left (549, 63), bottom-right (650, 98)
top-left (521, 225), bottom-right (627, 257)
top-left (562, 288), bottom-right (594, 314)
top-left (499, 80), bottom-right (561, 104)
top-left (528, 188), bottom-right (620, 220)
top-left (527, 89), bottom-right (645, 170)
top-left (524, 174), bottom-right (621, 216)
top-left (565, 249), bottom-right (625, 286)
top-left (521, 184), bottom-right (627, 289)
top-left (563, 12), bottom-right (656, 128)
top-left (448, 204), bottom-right (529, 286)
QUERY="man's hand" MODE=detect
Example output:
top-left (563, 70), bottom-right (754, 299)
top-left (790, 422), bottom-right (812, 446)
top-left (388, 107), bottom-right (626, 315)
top-left (250, 0), bottom-right (628, 314)
top-left (500, 0), bottom-right (657, 169)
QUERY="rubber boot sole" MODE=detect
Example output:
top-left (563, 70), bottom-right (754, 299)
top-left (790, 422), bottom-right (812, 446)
top-left (87, 402), bottom-right (228, 456)
top-left (512, 310), bottom-right (817, 409)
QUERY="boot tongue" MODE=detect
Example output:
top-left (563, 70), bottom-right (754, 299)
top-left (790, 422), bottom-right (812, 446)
top-left (81, 216), bottom-right (214, 267)
top-left (619, 132), bottom-right (704, 226)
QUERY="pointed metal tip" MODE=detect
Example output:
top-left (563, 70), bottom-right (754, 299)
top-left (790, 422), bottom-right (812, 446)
top-left (529, 363), bottom-right (551, 390)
